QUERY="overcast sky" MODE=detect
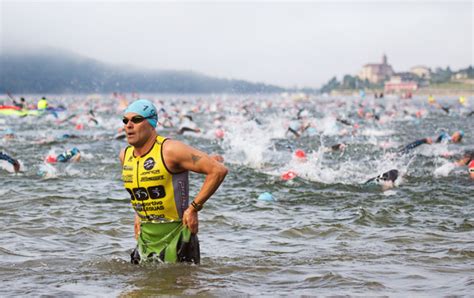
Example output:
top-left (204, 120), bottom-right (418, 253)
top-left (1, 0), bottom-right (472, 88)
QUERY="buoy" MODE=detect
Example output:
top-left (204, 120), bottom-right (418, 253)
top-left (281, 170), bottom-right (297, 181)
top-left (75, 123), bottom-right (84, 130)
top-left (258, 192), bottom-right (274, 201)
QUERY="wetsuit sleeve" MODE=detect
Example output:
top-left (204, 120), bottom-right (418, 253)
top-left (435, 132), bottom-right (449, 143)
top-left (399, 138), bottom-right (429, 154)
top-left (0, 151), bottom-right (18, 166)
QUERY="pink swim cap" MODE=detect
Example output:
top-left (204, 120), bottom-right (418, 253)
top-left (215, 129), bottom-right (225, 139)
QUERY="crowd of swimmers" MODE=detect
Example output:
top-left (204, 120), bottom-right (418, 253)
top-left (1, 93), bottom-right (473, 182)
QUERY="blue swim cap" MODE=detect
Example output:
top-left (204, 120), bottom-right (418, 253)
top-left (258, 192), bottom-right (275, 201)
top-left (459, 130), bottom-right (464, 138)
top-left (124, 99), bottom-right (158, 128)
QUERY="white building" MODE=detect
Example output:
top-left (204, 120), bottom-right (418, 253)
top-left (358, 54), bottom-right (394, 84)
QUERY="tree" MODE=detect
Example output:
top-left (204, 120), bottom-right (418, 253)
top-left (320, 76), bottom-right (340, 93)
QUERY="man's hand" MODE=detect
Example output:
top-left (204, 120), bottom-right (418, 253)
top-left (13, 161), bottom-right (20, 173)
top-left (182, 206), bottom-right (199, 234)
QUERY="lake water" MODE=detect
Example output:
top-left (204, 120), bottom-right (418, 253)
top-left (1, 93), bottom-right (473, 296)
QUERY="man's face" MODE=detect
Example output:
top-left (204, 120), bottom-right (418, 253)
top-left (451, 132), bottom-right (462, 143)
top-left (123, 113), bottom-right (154, 147)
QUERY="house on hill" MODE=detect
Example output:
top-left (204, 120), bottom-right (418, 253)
top-left (410, 65), bottom-right (431, 79)
top-left (358, 54), bottom-right (394, 84)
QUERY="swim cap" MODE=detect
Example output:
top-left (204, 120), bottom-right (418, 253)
top-left (124, 99), bottom-right (158, 128)
top-left (381, 169), bottom-right (399, 182)
top-left (459, 130), bottom-right (464, 138)
top-left (294, 149), bottom-right (306, 159)
top-left (46, 155), bottom-right (57, 163)
top-left (215, 128), bottom-right (225, 139)
top-left (258, 192), bottom-right (275, 201)
top-left (281, 170), bottom-right (297, 181)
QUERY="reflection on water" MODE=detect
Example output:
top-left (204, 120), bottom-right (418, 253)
top-left (0, 94), bottom-right (473, 295)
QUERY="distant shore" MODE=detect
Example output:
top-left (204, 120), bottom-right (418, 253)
top-left (330, 81), bottom-right (473, 98)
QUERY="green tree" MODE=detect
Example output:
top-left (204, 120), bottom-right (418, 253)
top-left (320, 76), bottom-right (340, 93)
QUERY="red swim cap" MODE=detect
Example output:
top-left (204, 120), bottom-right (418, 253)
top-left (46, 155), bottom-right (57, 163)
top-left (294, 149), bottom-right (306, 159)
top-left (281, 170), bottom-right (297, 180)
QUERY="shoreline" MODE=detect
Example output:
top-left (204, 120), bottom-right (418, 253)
top-left (331, 88), bottom-right (473, 98)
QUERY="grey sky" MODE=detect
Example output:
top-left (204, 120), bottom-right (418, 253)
top-left (1, 1), bottom-right (472, 88)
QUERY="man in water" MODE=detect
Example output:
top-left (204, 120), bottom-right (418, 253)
top-left (0, 151), bottom-right (20, 172)
top-left (399, 131), bottom-right (464, 154)
top-left (119, 99), bottom-right (227, 264)
top-left (13, 97), bottom-right (26, 109)
top-left (45, 147), bottom-right (81, 163)
top-left (469, 161), bottom-right (474, 180)
top-left (455, 150), bottom-right (474, 179)
top-left (364, 169), bottom-right (399, 190)
top-left (37, 97), bottom-right (48, 110)
top-left (177, 114), bottom-right (201, 135)
top-left (435, 131), bottom-right (464, 144)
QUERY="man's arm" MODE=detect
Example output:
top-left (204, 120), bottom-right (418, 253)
top-left (120, 148), bottom-right (140, 238)
top-left (0, 151), bottom-right (20, 172)
top-left (163, 140), bottom-right (228, 234)
top-left (399, 137), bottom-right (432, 154)
top-left (119, 148), bottom-right (125, 164)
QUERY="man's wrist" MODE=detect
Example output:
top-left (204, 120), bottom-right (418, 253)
top-left (190, 200), bottom-right (203, 212)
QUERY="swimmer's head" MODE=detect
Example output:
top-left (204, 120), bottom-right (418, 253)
top-left (294, 149), bottom-right (306, 159)
top-left (379, 169), bottom-right (399, 182)
top-left (124, 99), bottom-right (158, 128)
top-left (451, 131), bottom-right (464, 143)
top-left (3, 129), bottom-right (15, 139)
top-left (468, 160), bottom-right (474, 179)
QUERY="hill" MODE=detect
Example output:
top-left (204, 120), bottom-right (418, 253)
top-left (0, 48), bottom-right (285, 94)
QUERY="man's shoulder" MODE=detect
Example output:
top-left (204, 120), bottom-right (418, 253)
top-left (161, 139), bottom-right (191, 157)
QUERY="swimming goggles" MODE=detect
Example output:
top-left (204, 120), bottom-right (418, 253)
top-left (122, 115), bottom-right (155, 125)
